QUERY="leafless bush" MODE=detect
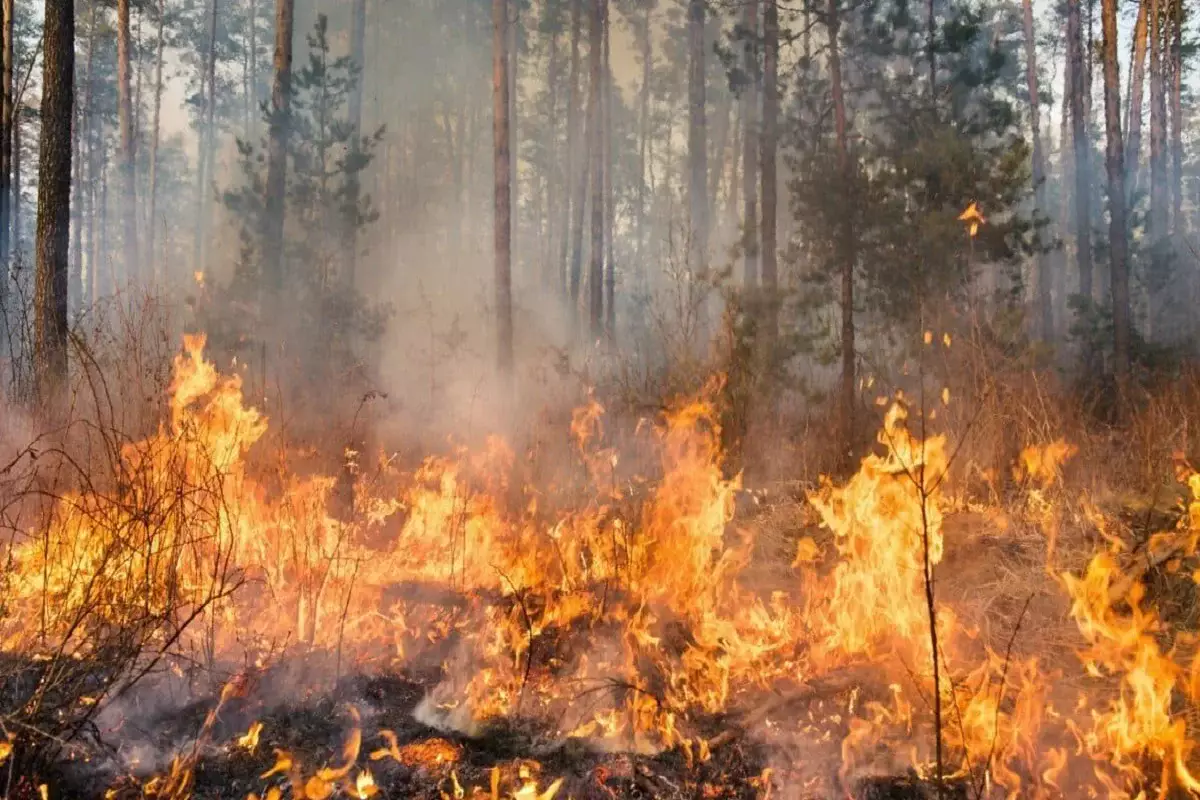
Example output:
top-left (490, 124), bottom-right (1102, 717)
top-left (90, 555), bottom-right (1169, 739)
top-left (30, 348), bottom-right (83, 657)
top-left (0, 307), bottom-right (244, 775)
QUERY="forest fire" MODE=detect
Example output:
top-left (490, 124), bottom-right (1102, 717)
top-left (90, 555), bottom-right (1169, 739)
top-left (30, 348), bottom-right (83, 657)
top-left (0, 0), bottom-right (1192, 791)
top-left (1, 336), bottom-right (1199, 799)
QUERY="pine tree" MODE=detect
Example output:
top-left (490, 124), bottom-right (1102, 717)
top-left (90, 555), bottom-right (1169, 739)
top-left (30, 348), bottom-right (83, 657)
top-left (1022, 0), bottom-right (1051, 340)
top-left (494, 0), bottom-right (513, 371)
top-left (117, 0), bottom-right (138, 283)
top-left (262, 0), bottom-right (293, 300)
top-left (740, 0), bottom-right (757, 287)
top-left (687, 0), bottom-right (706, 277)
top-left (760, 0), bottom-right (778, 297)
top-left (1100, 0), bottom-right (1130, 394)
top-left (35, 0), bottom-right (75, 402)
top-left (1067, 0), bottom-right (1093, 304)
top-left (217, 15), bottom-right (385, 385)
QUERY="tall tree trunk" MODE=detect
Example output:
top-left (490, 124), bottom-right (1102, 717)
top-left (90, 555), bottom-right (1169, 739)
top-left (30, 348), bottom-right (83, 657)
top-left (827, 0), bottom-right (855, 450)
top-left (565, 0), bottom-right (584, 315)
top-left (1022, 0), bottom-right (1051, 340)
top-left (687, 0), bottom-right (707, 278)
top-left (1169, 0), bottom-right (1182, 235)
top-left (192, 0), bottom-right (218, 276)
top-left (1067, 0), bottom-right (1093, 302)
top-left (34, 0), bottom-right (74, 402)
top-left (542, 14), bottom-right (561, 291)
top-left (146, 0), bottom-right (165, 280)
top-left (80, 109), bottom-right (92, 305)
top-left (10, 100), bottom-right (17, 266)
top-left (71, 85), bottom-right (83, 312)
top-left (1084, 0), bottom-right (1093, 139)
top-left (1055, 23), bottom-right (1070, 325)
top-left (1124, 0), bottom-right (1147, 196)
top-left (761, 0), bottom-right (777, 295)
top-left (802, 0), bottom-right (811, 66)
top-left (201, 0), bottom-right (218, 272)
top-left (602, 0), bottom-right (614, 338)
top-left (634, 2), bottom-right (650, 283)
top-left (0, 0), bottom-right (12, 277)
top-left (926, 0), bottom-right (935, 97)
top-left (727, 111), bottom-right (740, 243)
top-left (90, 128), bottom-right (105, 300)
top-left (508, 0), bottom-right (518, 280)
top-left (134, 7), bottom-right (142, 141)
top-left (740, 0), bottom-right (757, 286)
top-left (494, 0), bottom-right (513, 373)
top-left (117, 0), bottom-right (139, 285)
top-left (249, 0), bottom-right (257, 138)
top-left (345, 0), bottom-right (366, 287)
top-left (1147, 0), bottom-right (1167, 335)
top-left (98, 145), bottom-right (109, 293)
top-left (587, 0), bottom-right (603, 339)
top-left (191, 124), bottom-right (206, 274)
top-left (242, 0), bottom-right (251, 134)
top-left (1101, 0), bottom-right (1130, 397)
top-left (264, 0), bottom-right (295, 298)
top-left (708, 87), bottom-right (731, 232)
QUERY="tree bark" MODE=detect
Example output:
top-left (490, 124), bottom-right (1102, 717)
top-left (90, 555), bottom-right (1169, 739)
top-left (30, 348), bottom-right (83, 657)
top-left (926, 0), bottom-right (935, 97)
top-left (97, 139), bottom-right (108, 297)
top-left (493, 0), bottom-right (513, 373)
top-left (587, 0), bottom-right (603, 338)
top-left (10, 98), bottom-right (18, 267)
top-left (345, 0), bottom-right (367, 287)
top-left (1022, 0), bottom-right (1051, 340)
top-left (1066, 0), bottom-right (1093, 303)
top-left (0, 0), bottom-right (12, 276)
top-left (202, 0), bottom-right (218, 271)
top-left (1124, 0), bottom-right (1147, 196)
top-left (634, 1), bottom-right (650, 283)
top-left (687, 0), bottom-right (707, 278)
top-left (542, 11), bottom-right (561, 291)
top-left (249, 0), bottom-right (258, 135)
top-left (71, 81), bottom-right (82, 312)
top-left (727, 110), bottom-right (740, 243)
top-left (117, 0), bottom-right (139, 285)
top-left (508, 0), bottom-right (518, 278)
top-left (566, 0), bottom-right (585, 317)
top-left (34, 0), bottom-right (74, 403)
top-left (708, 85), bottom-right (730, 232)
top-left (1059, 26), bottom-right (1070, 229)
top-left (1147, 0), bottom-right (1167, 334)
top-left (827, 0), bottom-right (855, 450)
top-left (264, 0), bottom-right (294, 298)
top-left (90, 127), bottom-right (105, 301)
top-left (134, 6), bottom-right (142, 138)
top-left (1100, 0), bottom-right (1130, 397)
top-left (741, 0), bottom-right (757, 287)
top-left (80, 105), bottom-right (92, 304)
top-left (602, 0), bottom-right (614, 338)
top-left (146, 0), bottom-right (165, 280)
top-left (192, 0), bottom-right (218, 277)
top-left (1168, 0), bottom-right (1182, 235)
top-left (761, 0), bottom-right (777, 295)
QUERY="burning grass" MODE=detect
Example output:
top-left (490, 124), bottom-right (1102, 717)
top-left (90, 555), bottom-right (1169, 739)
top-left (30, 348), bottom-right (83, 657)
top-left (3, 335), bottom-right (1200, 798)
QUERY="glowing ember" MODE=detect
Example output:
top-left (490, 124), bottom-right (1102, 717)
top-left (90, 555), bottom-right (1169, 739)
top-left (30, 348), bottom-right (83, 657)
top-left (958, 201), bottom-right (985, 237)
top-left (237, 722), bottom-right (263, 753)
top-left (353, 769), bottom-right (379, 798)
top-left (371, 733), bottom-right (462, 767)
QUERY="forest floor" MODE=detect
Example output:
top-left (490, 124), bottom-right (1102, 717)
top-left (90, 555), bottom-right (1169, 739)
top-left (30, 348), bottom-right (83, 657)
top-left (36, 495), bottom-right (1091, 800)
